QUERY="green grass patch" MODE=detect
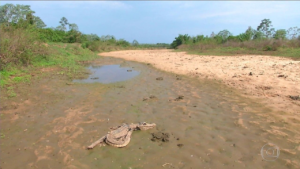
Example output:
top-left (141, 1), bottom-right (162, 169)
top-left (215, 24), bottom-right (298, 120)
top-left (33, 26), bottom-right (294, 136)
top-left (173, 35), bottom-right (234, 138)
top-left (0, 68), bottom-right (27, 87)
top-left (0, 133), bottom-right (5, 139)
top-left (13, 75), bottom-right (31, 83)
top-left (0, 43), bottom-right (99, 94)
top-left (32, 42), bottom-right (99, 72)
top-left (275, 48), bottom-right (300, 59)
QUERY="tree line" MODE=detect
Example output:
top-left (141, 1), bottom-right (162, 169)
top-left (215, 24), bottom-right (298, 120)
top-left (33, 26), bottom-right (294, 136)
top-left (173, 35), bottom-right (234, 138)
top-left (0, 4), bottom-right (171, 69)
top-left (170, 19), bottom-right (300, 50)
top-left (0, 4), bottom-right (135, 45)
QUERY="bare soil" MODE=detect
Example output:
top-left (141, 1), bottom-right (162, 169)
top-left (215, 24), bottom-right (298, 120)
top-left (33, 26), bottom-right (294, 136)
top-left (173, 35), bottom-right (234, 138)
top-left (100, 50), bottom-right (300, 115)
top-left (1, 56), bottom-right (299, 169)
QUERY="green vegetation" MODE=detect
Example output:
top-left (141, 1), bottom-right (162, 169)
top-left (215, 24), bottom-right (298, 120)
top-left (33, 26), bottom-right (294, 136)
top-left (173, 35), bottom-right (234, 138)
top-left (171, 19), bottom-right (300, 59)
top-left (0, 3), bottom-right (170, 70)
top-left (0, 42), bottom-right (99, 91)
top-left (131, 40), bottom-right (170, 49)
top-left (1, 2), bottom-right (298, 97)
top-left (0, 133), bottom-right (5, 139)
top-left (0, 3), bottom-right (170, 94)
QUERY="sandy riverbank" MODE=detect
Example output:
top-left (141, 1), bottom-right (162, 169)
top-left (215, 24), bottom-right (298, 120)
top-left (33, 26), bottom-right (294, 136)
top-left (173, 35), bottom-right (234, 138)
top-left (100, 49), bottom-right (300, 114)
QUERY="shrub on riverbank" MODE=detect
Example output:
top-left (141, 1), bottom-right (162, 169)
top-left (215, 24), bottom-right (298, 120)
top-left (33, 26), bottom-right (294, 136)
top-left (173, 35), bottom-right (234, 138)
top-left (0, 25), bottom-right (49, 70)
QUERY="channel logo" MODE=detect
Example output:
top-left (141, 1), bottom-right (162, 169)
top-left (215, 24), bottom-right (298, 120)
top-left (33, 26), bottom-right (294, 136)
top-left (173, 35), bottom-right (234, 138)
top-left (261, 143), bottom-right (280, 161)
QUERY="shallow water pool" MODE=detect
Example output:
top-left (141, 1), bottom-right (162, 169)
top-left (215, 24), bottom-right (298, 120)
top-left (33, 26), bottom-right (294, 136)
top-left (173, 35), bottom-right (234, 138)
top-left (73, 64), bottom-right (140, 84)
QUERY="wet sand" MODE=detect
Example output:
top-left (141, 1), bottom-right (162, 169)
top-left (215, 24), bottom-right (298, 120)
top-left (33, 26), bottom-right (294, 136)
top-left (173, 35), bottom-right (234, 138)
top-left (0, 57), bottom-right (299, 169)
top-left (100, 50), bottom-right (300, 115)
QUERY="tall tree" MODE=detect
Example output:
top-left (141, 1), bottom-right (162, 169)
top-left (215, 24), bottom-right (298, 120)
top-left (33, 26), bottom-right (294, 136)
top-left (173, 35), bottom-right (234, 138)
top-left (257, 19), bottom-right (275, 38)
top-left (132, 40), bottom-right (139, 46)
top-left (0, 4), bottom-right (34, 25)
top-left (34, 16), bottom-right (46, 28)
top-left (0, 4), bottom-right (14, 23)
top-left (287, 27), bottom-right (300, 39)
top-left (217, 29), bottom-right (232, 42)
top-left (0, 4), bottom-right (46, 29)
top-left (59, 17), bottom-right (69, 31)
top-left (245, 26), bottom-right (256, 40)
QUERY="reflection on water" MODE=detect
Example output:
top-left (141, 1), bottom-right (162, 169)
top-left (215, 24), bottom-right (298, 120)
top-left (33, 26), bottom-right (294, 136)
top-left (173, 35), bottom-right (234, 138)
top-left (73, 65), bottom-right (140, 84)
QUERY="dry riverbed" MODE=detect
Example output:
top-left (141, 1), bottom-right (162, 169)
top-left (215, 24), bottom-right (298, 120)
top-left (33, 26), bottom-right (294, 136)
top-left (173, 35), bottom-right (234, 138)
top-left (0, 54), bottom-right (299, 169)
top-left (100, 49), bottom-right (300, 115)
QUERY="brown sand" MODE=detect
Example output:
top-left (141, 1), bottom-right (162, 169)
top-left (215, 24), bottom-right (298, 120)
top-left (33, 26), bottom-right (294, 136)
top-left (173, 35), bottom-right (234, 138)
top-left (1, 56), bottom-right (300, 168)
top-left (99, 49), bottom-right (300, 114)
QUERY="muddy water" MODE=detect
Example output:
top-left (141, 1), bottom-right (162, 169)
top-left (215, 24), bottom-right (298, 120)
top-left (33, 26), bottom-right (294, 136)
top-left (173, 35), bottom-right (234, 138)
top-left (0, 57), bottom-right (299, 169)
top-left (73, 65), bottom-right (139, 84)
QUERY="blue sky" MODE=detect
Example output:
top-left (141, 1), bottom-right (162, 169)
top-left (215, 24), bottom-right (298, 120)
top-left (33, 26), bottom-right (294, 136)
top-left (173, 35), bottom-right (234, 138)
top-left (1, 1), bottom-right (300, 43)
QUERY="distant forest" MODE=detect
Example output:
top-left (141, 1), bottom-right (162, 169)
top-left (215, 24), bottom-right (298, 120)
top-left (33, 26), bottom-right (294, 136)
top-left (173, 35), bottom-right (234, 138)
top-left (170, 19), bottom-right (300, 51)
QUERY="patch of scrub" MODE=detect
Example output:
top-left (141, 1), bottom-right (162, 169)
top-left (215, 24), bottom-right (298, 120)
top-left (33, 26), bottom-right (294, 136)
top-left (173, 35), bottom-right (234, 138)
top-left (73, 65), bottom-right (139, 84)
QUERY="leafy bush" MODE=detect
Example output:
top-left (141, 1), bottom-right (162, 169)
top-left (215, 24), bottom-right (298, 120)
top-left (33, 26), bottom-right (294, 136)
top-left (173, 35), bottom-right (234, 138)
top-left (38, 28), bottom-right (64, 42)
top-left (170, 34), bottom-right (191, 49)
top-left (0, 25), bottom-right (48, 70)
top-left (87, 41), bottom-right (101, 52)
top-left (116, 39), bottom-right (130, 47)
